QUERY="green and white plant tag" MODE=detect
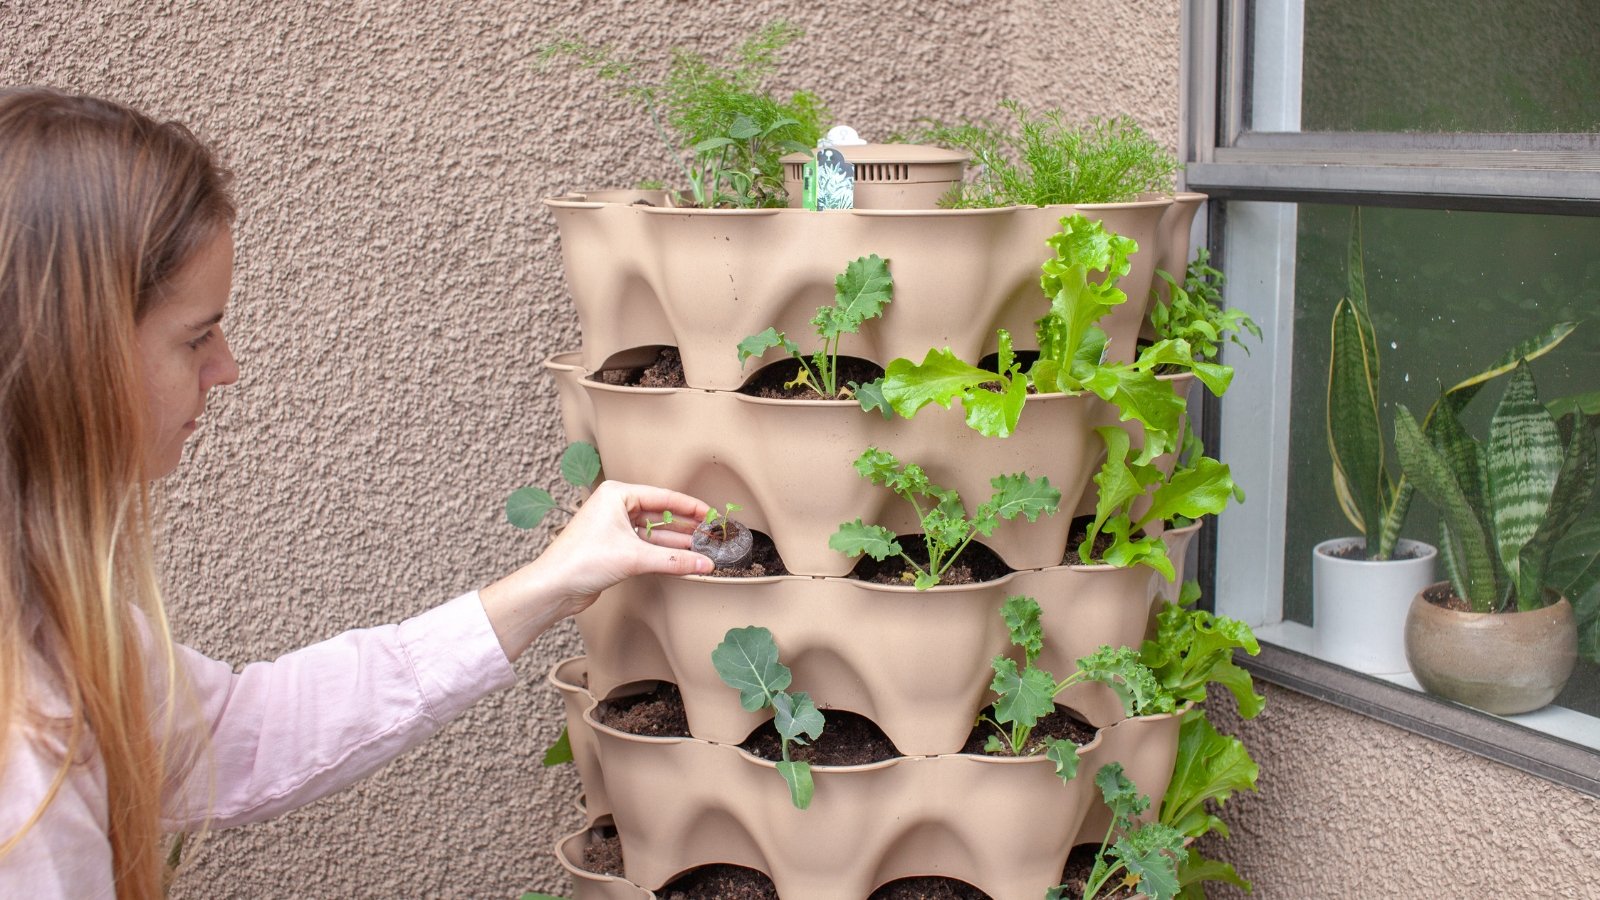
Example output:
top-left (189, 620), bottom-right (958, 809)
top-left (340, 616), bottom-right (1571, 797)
top-left (815, 146), bottom-right (855, 210)
top-left (801, 158), bottom-right (819, 210)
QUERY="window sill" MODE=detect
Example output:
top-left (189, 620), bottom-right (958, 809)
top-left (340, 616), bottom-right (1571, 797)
top-left (1239, 622), bottom-right (1600, 797)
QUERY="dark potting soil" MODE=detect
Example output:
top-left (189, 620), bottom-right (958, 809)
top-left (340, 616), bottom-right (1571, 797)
top-left (708, 528), bottom-right (788, 577)
top-left (960, 704), bottom-right (1098, 756)
top-left (594, 683), bottom-right (690, 737)
top-left (580, 827), bottom-right (625, 877)
top-left (869, 877), bottom-right (992, 899)
top-left (1061, 516), bottom-right (1123, 566)
top-left (593, 347), bottom-right (688, 388)
top-left (1322, 540), bottom-right (1427, 562)
top-left (1056, 844), bottom-right (1140, 900)
top-left (1423, 581), bottom-right (1475, 613)
top-left (740, 709), bottom-right (900, 767)
top-left (847, 539), bottom-right (1010, 587)
top-left (737, 356), bottom-right (886, 400)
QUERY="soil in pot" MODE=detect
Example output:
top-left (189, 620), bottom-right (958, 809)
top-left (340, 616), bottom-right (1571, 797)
top-left (740, 709), bottom-right (900, 766)
top-left (1061, 516), bottom-right (1133, 566)
top-left (581, 825), bottom-right (626, 877)
top-left (1321, 539), bottom-right (1428, 562)
top-left (595, 683), bottom-right (691, 737)
top-left (1057, 844), bottom-right (1140, 900)
top-left (848, 540), bottom-right (1010, 587)
top-left (736, 357), bottom-right (886, 400)
top-left (869, 877), bottom-right (991, 899)
top-left (1422, 581), bottom-right (1476, 613)
top-left (594, 347), bottom-right (689, 388)
top-left (705, 528), bottom-right (787, 577)
top-left (579, 827), bottom-right (780, 899)
top-left (960, 704), bottom-right (1097, 755)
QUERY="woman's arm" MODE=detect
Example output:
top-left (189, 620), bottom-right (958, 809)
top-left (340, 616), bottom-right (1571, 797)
top-left (162, 480), bottom-right (713, 829)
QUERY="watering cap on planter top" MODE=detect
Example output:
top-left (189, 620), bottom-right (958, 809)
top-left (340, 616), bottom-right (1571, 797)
top-left (783, 126), bottom-right (969, 210)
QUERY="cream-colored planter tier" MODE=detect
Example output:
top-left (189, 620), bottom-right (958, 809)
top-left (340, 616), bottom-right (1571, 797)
top-left (576, 562), bottom-right (1163, 756)
top-left (569, 370), bottom-right (1103, 577)
top-left (549, 656), bottom-right (610, 824)
top-left (547, 193), bottom-right (1197, 391)
top-left (556, 819), bottom-right (654, 900)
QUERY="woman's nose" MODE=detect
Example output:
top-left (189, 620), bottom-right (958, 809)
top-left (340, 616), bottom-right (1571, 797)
top-left (207, 330), bottom-right (240, 388)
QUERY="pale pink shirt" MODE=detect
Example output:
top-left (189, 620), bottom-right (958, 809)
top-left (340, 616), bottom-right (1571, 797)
top-left (1, 592), bottom-right (517, 897)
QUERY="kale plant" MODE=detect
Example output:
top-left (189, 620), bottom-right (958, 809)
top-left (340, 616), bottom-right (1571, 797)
top-left (738, 254), bottom-right (893, 398)
top-left (1048, 763), bottom-right (1189, 900)
top-left (829, 448), bottom-right (1060, 590)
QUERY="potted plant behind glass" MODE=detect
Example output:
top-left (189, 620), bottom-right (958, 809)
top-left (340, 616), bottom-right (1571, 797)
top-left (1314, 212), bottom-right (1575, 673)
top-left (1394, 359), bottom-right (1599, 715)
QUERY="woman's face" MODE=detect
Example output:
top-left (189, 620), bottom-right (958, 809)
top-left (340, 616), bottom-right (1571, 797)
top-left (134, 227), bottom-right (240, 479)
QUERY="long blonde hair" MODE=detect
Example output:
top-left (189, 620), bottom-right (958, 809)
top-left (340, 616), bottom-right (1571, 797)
top-left (0, 87), bottom-right (234, 898)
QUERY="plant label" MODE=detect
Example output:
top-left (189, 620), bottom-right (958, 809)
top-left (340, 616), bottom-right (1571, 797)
top-left (801, 158), bottom-right (819, 210)
top-left (815, 147), bottom-right (855, 210)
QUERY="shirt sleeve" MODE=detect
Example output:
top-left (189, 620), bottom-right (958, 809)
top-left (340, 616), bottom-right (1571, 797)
top-left (161, 591), bottom-right (517, 830)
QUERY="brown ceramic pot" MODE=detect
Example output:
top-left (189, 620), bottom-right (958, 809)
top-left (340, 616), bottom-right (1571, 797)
top-left (1403, 583), bottom-right (1578, 715)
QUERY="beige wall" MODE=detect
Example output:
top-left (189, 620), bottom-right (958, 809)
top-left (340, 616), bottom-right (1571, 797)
top-left (5, 1), bottom-right (1593, 897)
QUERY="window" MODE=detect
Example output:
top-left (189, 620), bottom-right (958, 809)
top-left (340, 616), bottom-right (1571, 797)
top-left (1181, 0), bottom-right (1600, 794)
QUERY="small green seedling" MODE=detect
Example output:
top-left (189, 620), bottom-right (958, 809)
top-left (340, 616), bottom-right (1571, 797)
top-left (702, 503), bottom-right (744, 539)
top-left (1047, 763), bottom-right (1188, 900)
top-left (712, 626), bottom-right (825, 809)
top-left (738, 254), bottom-right (893, 399)
top-left (829, 447), bottom-right (1059, 590)
top-left (692, 503), bottom-right (754, 568)
top-left (642, 510), bottom-right (674, 538)
top-left (506, 442), bottom-right (602, 529)
top-left (1150, 248), bottom-right (1260, 365)
top-left (982, 596), bottom-right (1168, 785)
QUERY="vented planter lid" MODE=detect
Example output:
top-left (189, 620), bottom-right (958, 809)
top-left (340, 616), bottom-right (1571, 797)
top-left (781, 143), bottom-right (969, 185)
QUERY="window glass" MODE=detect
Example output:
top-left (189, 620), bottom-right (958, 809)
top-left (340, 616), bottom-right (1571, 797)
top-left (1281, 0), bottom-right (1600, 133)
top-left (1277, 203), bottom-right (1600, 716)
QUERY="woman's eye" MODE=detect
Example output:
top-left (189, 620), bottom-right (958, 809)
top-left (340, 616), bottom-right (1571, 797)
top-left (187, 330), bottom-right (215, 350)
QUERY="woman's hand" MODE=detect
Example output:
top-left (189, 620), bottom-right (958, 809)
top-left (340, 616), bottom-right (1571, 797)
top-left (479, 481), bottom-right (713, 661)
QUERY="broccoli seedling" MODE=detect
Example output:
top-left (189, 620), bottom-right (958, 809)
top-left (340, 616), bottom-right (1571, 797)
top-left (505, 442), bottom-right (602, 529)
top-left (712, 626), bottom-right (825, 809)
top-left (738, 254), bottom-right (893, 399)
top-left (692, 503), bottom-right (753, 568)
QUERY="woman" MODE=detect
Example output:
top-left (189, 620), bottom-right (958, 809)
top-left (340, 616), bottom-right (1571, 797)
top-left (0, 86), bottom-right (713, 897)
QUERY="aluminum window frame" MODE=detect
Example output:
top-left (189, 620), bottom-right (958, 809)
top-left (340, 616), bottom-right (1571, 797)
top-left (1181, 0), bottom-right (1600, 797)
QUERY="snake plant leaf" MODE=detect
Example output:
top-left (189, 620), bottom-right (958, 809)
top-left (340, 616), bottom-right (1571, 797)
top-left (1327, 297), bottom-right (1385, 542)
top-left (1550, 519), bottom-right (1600, 605)
top-left (1516, 414), bottom-right (1598, 610)
top-left (1437, 321), bottom-right (1577, 417)
top-left (712, 626), bottom-right (792, 712)
top-left (1345, 210), bottom-right (1377, 362)
top-left (1485, 363), bottom-right (1563, 597)
top-left (1394, 405), bottom-right (1499, 611)
top-left (1548, 389), bottom-right (1600, 432)
top-left (1426, 393), bottom-right (1487, 524)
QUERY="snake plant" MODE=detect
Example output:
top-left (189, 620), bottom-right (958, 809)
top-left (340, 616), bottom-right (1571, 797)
top-left (1394, 361), bottom-right (1599, 614)
top-left (1326, 209), bottom-right (1576, 560)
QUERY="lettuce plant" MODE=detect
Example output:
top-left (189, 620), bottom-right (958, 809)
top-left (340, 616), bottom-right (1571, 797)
top-left (1395, 360), bottom-right (1600, 614)
top-left (829, 448), bottom-right (1060, 590)
top-left (982, 596), bottom-right (1167, 785)
top-left (738, 254), bottom-right (893, 398)
top-left (712, 626), bottom-right (825, 809)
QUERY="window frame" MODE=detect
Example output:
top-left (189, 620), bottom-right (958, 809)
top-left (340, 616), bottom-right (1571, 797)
top-left (1179, 0), bottom-right (1600, 797)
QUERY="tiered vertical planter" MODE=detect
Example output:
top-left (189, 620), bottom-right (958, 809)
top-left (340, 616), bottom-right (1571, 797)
top-left (542, 190), bottom-right (1205, 899)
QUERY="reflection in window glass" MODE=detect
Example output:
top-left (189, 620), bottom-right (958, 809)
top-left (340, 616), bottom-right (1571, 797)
top-left (1278, 204), bottom-right (1600, 715)
top-left (1292, 0), bottom-right (1600, 133)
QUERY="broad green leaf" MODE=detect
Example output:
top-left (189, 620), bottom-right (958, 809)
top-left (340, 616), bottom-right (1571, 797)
top-left (1113, 823), bottom-right (1188, 900)
top-left (1209, 660), bottom-right (1266, 720)
top-left (851, 378), bottom-right (892, 419)
top-left (737, 327), bottom-right (796, 365)
top-left (1395, 405), bottom-right (1499, 611)
top-left (1043, 736), bottom-right (1081, 785)
top-left (559, 441), bottom-right (602, 489)
top-left (1486, 364), bottom-right (1562, 596)
top-left (960, 373), bottom-right (1028, 437)
top-left (1082, 367), bottom-right (1186, 464)
top-left (506, 487), bottom-right (559, 529)
top-left (772, 690), bottom-right (825, 744)
top-left (1548, 389), bottom-right (1600, 426)
top-left (990, 656), bottom-right (1057, 730)
top-left (726, 115), bottom-right (761, 139)
top-left (1001, 595), bottom-right (1045, 662)
top-left (816, 253), bottom-right (893, 338)
top-left (1177, 853), bottom-right (1252, 896)
top-left (541, 727), bottom-right (573, 767)
top-left (982, 473), bottom-right (1062, 524)
top-left (776, 760), bottom-right (814, 809)
top-left (1327, 297), bottom-right (1385, 539)
top-left (1101, 523), bottom-right (1176, 580)
top-left (1161, 714), bottom-right (1259, 838)
top-left (711, 626), bottom-right (792, 712)
top-left (1139, 456), bottom-right (1236, 530)
top-left (828, 520), bottom-right (901, 561)
top-left (881, 348), bottom-right (997, 419)
top-left (692, 136), bottom-right (737, 153)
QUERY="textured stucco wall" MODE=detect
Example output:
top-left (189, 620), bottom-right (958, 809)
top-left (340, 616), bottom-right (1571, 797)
top-left (5, 1), bottom-right (1594, 898)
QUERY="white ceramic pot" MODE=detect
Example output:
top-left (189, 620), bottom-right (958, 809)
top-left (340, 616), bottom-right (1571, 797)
top-left (1312, 537), bottom-right (1437, 674)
